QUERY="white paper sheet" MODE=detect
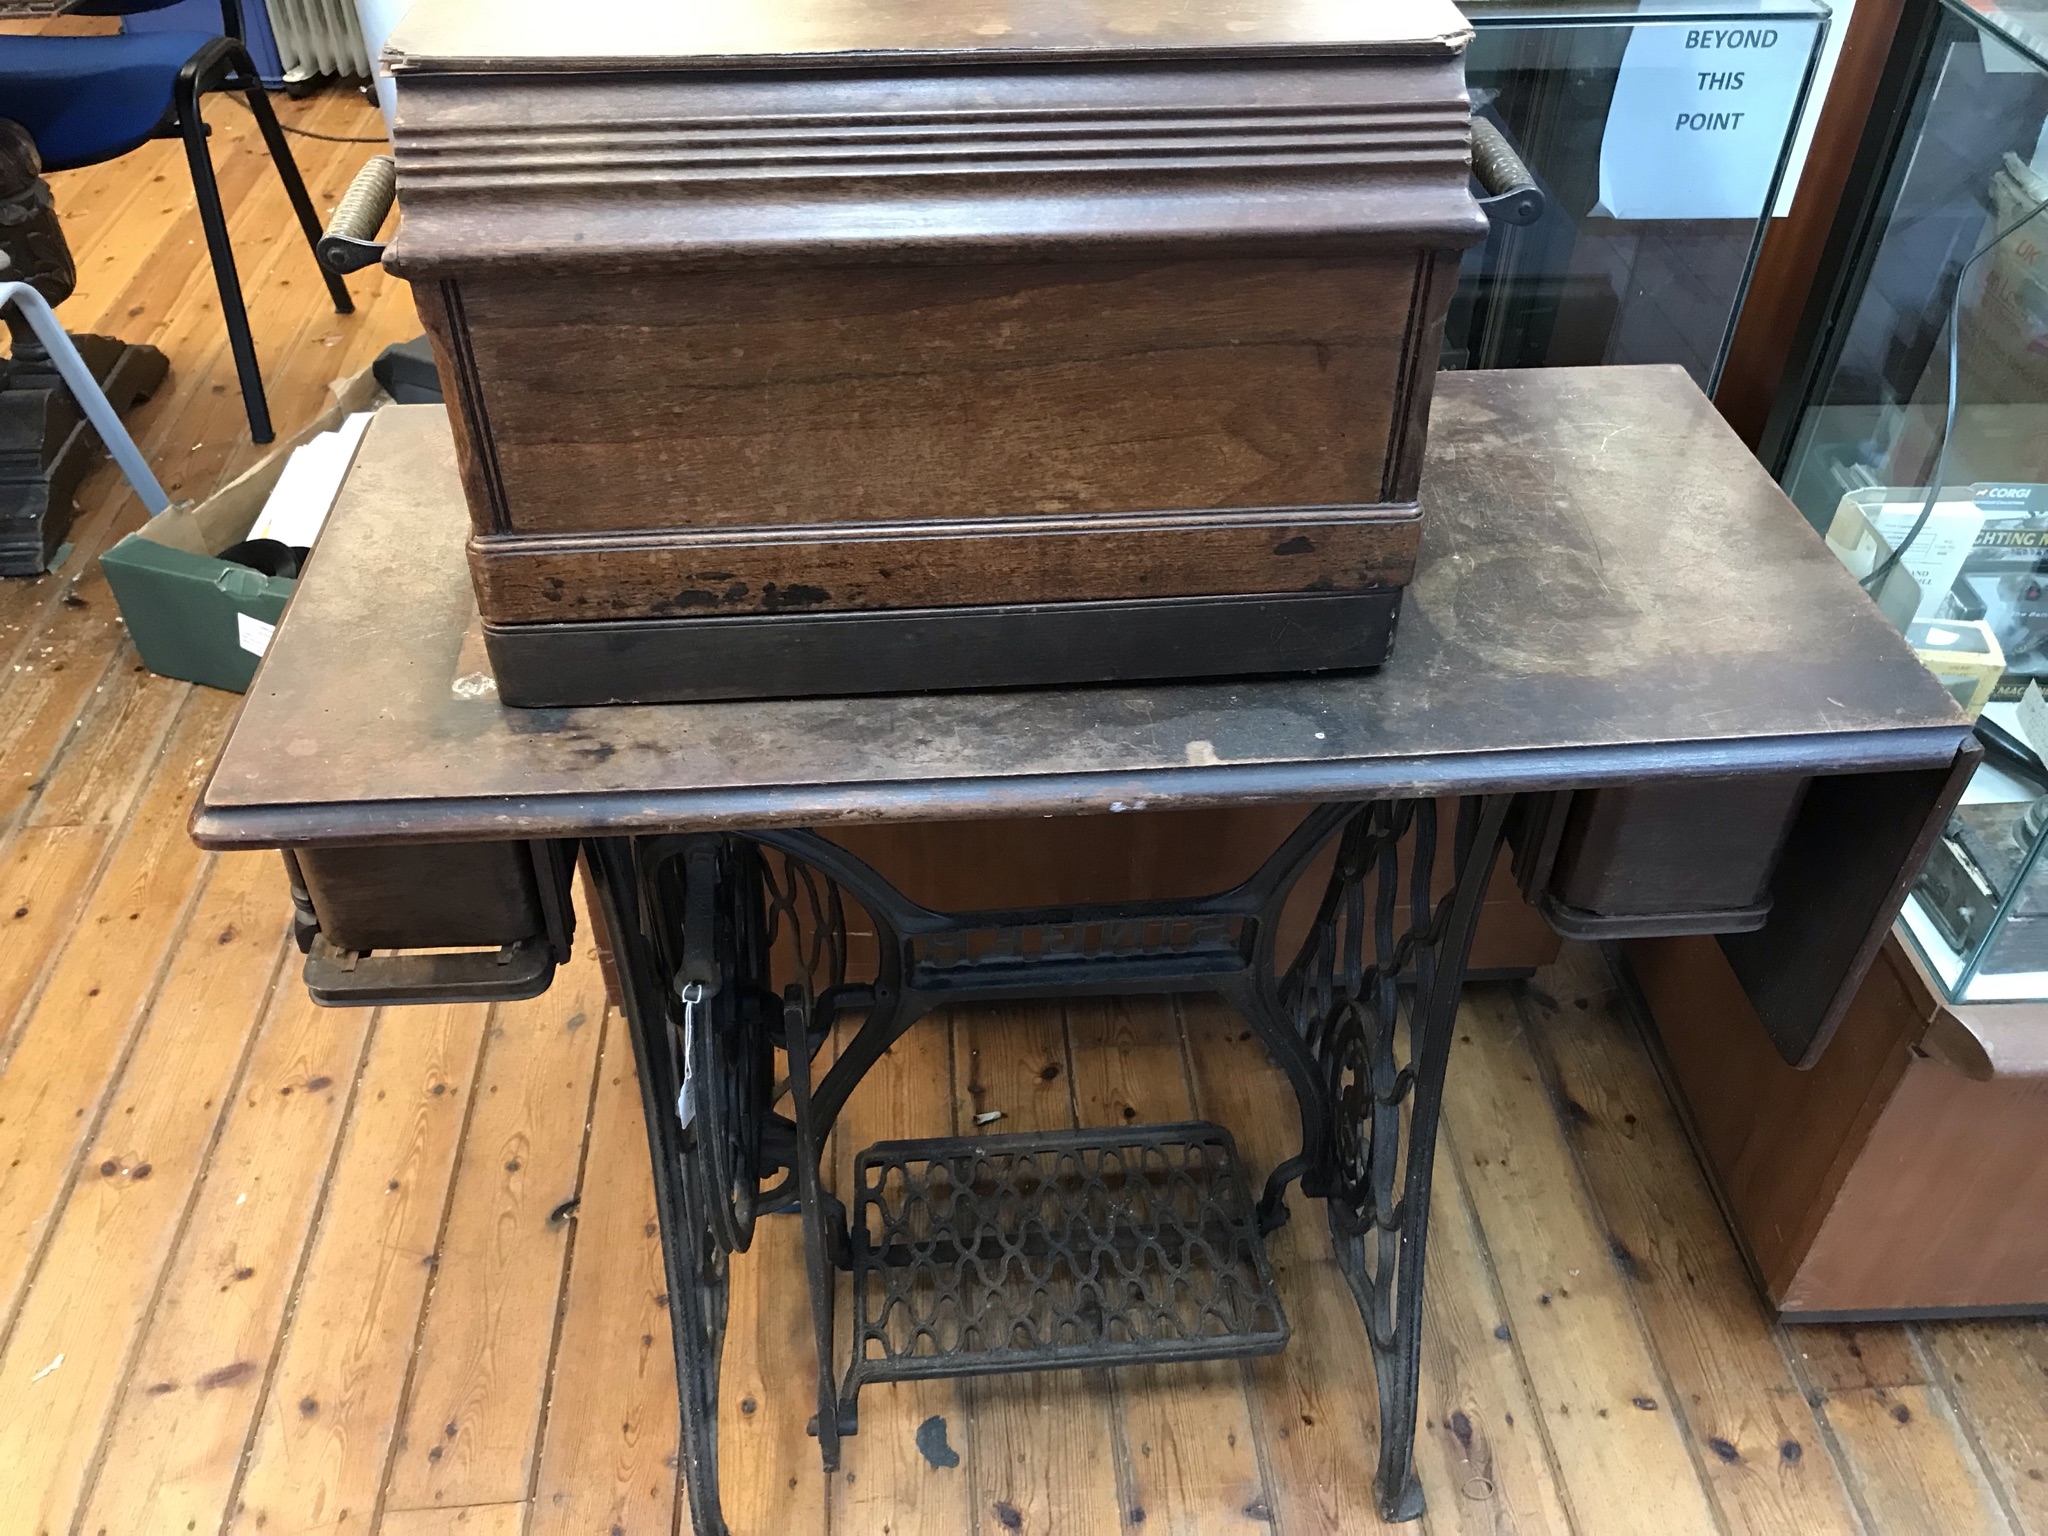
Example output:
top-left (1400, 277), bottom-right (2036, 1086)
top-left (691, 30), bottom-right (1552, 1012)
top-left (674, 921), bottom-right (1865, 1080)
top-left (247, 411), bottom-right (374, 549)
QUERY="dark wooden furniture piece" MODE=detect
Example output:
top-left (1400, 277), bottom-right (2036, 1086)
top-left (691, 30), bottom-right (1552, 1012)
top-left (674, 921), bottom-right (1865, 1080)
top-left (0, 117), bottom-right (166, 575)
top-left (377, 0), bottom-right (1489, 703)
top-left (1626, 929), bottom-right (2048, 1318)
top-left (192, 368), bottom-right (1975, 1535)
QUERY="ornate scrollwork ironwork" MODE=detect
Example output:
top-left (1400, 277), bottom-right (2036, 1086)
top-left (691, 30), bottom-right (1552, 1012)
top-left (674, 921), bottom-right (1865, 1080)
top-left (1273, 796), bottom-right (1512, 1521)
top-left (595, 796), bottom-right (1513, 1536)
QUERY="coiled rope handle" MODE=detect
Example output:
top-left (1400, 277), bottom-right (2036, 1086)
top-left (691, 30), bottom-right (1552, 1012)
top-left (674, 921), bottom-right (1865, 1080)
top-left (317, 155), bottom-right (396, 275)
top-left (1470, 117), bottom-right (1545, 228)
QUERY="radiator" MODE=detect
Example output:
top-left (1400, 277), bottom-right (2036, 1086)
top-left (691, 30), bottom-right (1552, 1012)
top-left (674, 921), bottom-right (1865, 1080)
top-left (263, 0), bottom-right (370, 83)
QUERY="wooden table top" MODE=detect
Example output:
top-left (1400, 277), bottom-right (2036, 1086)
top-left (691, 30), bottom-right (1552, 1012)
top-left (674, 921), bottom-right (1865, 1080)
top-left (384, 0), bottom-right (1471, 73)
top-left (192, 366), bottom-right (1969, 848)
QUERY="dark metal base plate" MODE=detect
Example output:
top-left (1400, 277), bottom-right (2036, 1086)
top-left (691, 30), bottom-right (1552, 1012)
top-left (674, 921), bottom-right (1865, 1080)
top-left (483, 587), bottom-right (1401, 706)
top-left (845, 1121), bottom-right (1288, 1396)
top-left (1534, 891), bottom-right (1773, 940)
top-left (0, 334), bottom-right (169, 576)
top-left (302, 932), bottom-right (557, 1006)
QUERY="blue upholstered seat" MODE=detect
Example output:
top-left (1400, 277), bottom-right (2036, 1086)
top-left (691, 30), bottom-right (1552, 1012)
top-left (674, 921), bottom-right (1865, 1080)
top-left (0, 0), bottom-right (355, 443)
top-left (0, 31), bottom-right (217, 172)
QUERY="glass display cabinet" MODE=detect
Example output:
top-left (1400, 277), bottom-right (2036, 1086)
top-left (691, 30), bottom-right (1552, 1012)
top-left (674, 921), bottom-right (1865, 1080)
top-left (1770, 0), bottom-right (2048, 1001)
top-left (1448, 0), bottom-right (1830, 388)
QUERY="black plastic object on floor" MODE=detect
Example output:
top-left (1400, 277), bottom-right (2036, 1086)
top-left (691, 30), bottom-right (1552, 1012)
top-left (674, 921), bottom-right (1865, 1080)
top-left (218, 537), bottom-right (301, 579)
top-left (372, 335), bottom-right (444, 405)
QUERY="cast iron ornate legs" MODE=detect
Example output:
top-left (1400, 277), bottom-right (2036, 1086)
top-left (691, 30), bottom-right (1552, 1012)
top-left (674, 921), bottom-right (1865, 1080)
top-left (589, 836), bottom-right (799, 1536)
top-left (592, 794), bottom-right (1514, 1534)
top-left (1278, 796), bottom-right (1514, 1519)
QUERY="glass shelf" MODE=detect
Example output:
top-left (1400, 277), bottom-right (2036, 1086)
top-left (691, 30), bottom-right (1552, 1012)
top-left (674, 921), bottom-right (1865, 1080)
top-left (1968, 0), bottom-right (2048, 71)
top-left (1443, 0), bottom-right (1829, 386)
top-left (1776, 0), bottom-right (2048, 1002)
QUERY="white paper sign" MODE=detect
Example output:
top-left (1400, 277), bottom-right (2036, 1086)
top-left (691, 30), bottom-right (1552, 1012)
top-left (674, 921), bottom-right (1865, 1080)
top-left (237, 611), bottom-right (276, 658)
top-left (1860, 497), bottom-right (1988, 621)
top-left (1596, 21), bottom-right (1815, 221)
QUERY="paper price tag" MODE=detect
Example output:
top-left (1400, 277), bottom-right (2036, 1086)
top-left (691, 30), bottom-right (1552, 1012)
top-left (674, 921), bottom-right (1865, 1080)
top-left (237, 611), bottom-right (276, 658)
top-left (2017, 680), bottom-right (2048, 764)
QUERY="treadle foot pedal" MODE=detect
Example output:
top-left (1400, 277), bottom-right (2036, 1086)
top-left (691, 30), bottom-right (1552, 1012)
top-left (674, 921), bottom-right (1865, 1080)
top-left (841, 1121), bottom-right (1288, 1413)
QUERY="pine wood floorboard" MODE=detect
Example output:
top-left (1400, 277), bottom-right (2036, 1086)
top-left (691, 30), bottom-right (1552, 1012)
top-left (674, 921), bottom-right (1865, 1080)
top-left (953, 1001), bottom-right (1127, 1536)
top-left (2, 82), bottom-right (2046, 1536)
top-left (1520, 948), bottom-right (1867, 1535)
top-left (526, 1020), bottom-right (680, 1536)
top-left (223, 998), bottom-right (495, 1536)
top-left (719, 1017), bottom-right (835, 1536)
top-left (73, 984), bottom-right (379, 1536)
top-left (1442, 988), bottom-right (1724, 1536)
top-left (384, 946), bottom-right (609, 1514)
top-left (1919, 1323), bottom-right (2048, 1534)
top-left (826, 1015), bottom-right (978, 1536)
top-left (1067, 996), bottom-right (1273, 1536)
top-left (0, 854), bottom-right (292, 1534)
top-left (0, 693), bottom-right (233, 1323)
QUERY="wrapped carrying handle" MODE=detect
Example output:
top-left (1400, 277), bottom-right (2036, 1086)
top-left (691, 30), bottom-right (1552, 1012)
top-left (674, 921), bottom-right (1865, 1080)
top-left (1470, 117), bottom-right (1545, 228)
top-left (317, 155), bottom-right (396, 275)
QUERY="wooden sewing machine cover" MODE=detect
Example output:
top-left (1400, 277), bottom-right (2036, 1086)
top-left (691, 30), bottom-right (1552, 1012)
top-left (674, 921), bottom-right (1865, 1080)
top-left (380, 0), bottom-right (1488, 703)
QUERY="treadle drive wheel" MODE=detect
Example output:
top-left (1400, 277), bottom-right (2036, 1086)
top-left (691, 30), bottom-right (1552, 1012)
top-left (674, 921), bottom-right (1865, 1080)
top-left (589, 836), bottom-right (742, 1536)
top-left (652, 837), bottom-right (776, 1258)
top-left (680, 972), bottom-right (772, 1256)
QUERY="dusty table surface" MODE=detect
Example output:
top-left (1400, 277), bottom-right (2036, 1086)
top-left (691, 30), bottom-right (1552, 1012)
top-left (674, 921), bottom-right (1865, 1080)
top-left (383, 0), bottom-right (1471, 73)
top-left (194, 366), bottom-right (1968, 848)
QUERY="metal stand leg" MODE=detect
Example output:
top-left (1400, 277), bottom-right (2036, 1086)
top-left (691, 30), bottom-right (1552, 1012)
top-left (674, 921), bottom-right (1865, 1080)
top-left (783, 985), bottom-right (842, 1470)
top-left (173, 44), bottom-right (356, 445)
top-left (589, 837), bottom-right (777, 1536)
top-left (176, 85), bottom-right (269, 444)
top-left (237, 81), bottom-right (356, 318)
top-left (1267, 796), bottom-right (1513, 1521)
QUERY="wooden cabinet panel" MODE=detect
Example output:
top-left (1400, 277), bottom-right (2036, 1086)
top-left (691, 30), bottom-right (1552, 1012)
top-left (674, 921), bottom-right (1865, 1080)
top-left (382, 0), bottom-right (1486, 694)
top-left (456, 256), bottom-right (1419, 534)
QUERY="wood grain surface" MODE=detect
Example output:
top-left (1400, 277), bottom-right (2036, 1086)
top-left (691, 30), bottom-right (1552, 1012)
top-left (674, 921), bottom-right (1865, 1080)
top-left (954, 1000), bottom-right (1128, 1535)
top-left (434, 255), bottom-right (1436, 622)
top-left (458, 257), bottom-right (1416, 535)
top-left (1518, 949), bottom-right (1865, 1535)
top-left (387, 30), bottom-right (1478, 627)
top-left (3, 82), bottom-right (2043, 1536)
top-left (468, 508), bottom-right (1424, 623)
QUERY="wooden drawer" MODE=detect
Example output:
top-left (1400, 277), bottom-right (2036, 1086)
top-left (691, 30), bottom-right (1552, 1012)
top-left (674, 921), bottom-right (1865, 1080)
top-left (284, 840), bottom-right (577, 1006)
top-left (1513, 777), bottom-right (1810, 936)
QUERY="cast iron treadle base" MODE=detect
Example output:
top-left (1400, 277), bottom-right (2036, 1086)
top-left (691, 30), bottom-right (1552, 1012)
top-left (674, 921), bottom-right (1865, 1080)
top-left (597, 798), bottom-right (1516, 1532)
top-left (839, 1121), bottom-right (1287, 1426)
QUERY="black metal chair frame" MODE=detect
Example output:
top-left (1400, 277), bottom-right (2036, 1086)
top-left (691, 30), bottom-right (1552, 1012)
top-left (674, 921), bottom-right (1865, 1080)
top-left (147, 0), bottom-right (353, 441)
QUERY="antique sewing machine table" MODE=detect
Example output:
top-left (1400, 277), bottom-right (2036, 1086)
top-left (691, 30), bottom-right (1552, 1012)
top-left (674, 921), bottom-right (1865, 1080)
top-left (190, 367), bottom-right (1976, 1535)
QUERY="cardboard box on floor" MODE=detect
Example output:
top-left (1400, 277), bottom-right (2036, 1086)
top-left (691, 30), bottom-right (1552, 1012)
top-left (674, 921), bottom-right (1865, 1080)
top-left (101, 369), bottom-right (385, 693)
